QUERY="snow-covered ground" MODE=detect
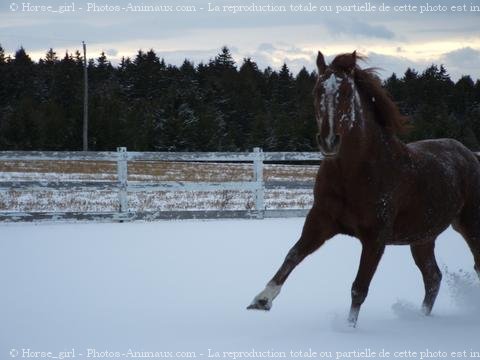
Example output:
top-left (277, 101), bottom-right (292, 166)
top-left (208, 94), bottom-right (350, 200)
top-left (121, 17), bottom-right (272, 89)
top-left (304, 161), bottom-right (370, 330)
top-left (1, 219), bottom-right (479, 359)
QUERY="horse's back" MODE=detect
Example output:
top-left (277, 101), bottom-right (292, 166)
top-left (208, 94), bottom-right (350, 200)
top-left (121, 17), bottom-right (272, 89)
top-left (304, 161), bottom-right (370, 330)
top-left (407, 138), bottom-right (480, 184)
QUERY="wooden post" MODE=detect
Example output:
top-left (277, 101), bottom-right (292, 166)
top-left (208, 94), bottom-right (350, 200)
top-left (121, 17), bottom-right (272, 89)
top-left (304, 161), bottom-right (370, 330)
top-left (82, 41), bottom-right (88, 151)
top-left (116, 147), bottom-right (128, 215)
top-left (253, 147), bottom-right (265, 218)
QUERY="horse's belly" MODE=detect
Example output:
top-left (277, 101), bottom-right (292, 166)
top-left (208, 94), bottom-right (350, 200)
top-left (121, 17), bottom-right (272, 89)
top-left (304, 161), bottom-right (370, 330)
top-left (391, 200), bottom-right (460, 244)
top-left (390, 156), bottom-right (466, 244)
top-left (390, 224), bottom-right (450, 245)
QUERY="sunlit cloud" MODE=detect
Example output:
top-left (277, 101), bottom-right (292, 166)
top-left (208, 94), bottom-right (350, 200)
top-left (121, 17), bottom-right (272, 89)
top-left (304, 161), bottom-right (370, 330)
top-left (1, 0), bottom-right (479, 80)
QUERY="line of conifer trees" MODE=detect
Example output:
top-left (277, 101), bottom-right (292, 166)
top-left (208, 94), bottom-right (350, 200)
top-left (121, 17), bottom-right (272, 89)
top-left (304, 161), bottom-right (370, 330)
top-left (0, 45), bottom-right (479, 151)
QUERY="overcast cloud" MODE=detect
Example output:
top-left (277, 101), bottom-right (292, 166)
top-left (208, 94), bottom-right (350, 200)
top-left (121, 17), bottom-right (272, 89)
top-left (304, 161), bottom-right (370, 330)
top-left (1, 0), bottom-right (479, 79)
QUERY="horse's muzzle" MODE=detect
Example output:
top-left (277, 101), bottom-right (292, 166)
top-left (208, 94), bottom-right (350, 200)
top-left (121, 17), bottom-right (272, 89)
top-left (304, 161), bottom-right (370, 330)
top-left (317, 133), bottom-right (341, 157)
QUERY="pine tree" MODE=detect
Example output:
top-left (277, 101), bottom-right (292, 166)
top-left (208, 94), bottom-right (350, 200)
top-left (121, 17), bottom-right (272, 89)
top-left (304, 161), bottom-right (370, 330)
top-left (0, 45), bottom-right (7, 99)
top-left (214, 46), bottom-right (236, 70)
top-left (269, 63), bottom-right (297, 150)
top-left (237, 58), bottom-right (265, 149)
top-left (293, 67), bottom-right (316, 150)
top-left (204, 47), bottom-right (239, 150)
top-left (0, 44), bottom-right (7, 64)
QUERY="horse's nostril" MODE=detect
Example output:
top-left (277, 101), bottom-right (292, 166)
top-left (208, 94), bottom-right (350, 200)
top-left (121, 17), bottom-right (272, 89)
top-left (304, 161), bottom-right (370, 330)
top-left (333, 135), bottom-right (341, 146)
top-left (316, 134), bottom-right (326, 149)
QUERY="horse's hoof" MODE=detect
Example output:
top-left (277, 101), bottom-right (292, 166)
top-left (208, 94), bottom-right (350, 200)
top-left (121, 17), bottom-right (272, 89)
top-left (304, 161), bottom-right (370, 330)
top-left (348, 307), bottom-right (359, 327)
top-left (347, 318), bottom-right (358, 328)
top-left (247, 283), bottom-right (280, 311)
top-left (247, 298), bottom-right (271, 311)
top-left (421, 304), bottom-right (432, 316)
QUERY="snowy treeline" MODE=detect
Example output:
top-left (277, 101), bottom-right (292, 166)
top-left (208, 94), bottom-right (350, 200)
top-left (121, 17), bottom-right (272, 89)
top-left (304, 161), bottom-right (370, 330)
top-left (0, 45), bottom-right (479, 151)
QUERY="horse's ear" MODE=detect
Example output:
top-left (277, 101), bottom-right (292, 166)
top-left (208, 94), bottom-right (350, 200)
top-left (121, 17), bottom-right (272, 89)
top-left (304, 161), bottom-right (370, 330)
top-left (316, 51), bottom-right (326, 75)
top-left (346, 51), bottom-right (357, 72)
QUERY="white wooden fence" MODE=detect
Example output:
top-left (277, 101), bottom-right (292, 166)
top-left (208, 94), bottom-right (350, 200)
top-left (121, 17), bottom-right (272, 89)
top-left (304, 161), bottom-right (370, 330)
top-left (0, 148), bottom-right (323, 222)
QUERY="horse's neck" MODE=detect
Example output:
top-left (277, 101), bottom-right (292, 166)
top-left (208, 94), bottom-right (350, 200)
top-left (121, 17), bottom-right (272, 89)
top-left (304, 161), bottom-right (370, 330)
top-left (339, 120), bottom-right (407, 167)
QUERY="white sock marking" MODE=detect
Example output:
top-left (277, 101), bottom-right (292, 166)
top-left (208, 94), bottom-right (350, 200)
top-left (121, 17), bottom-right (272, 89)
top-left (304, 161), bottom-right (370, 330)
top-left (250, 282), bottom-right (282, 309)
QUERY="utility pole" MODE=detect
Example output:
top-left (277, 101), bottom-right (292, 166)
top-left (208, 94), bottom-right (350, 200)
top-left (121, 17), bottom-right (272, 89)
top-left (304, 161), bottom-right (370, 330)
top-left (82, 41), bottom-right (88, 151)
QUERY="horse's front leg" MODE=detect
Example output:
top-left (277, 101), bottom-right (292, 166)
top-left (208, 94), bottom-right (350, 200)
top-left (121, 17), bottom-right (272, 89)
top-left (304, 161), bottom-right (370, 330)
top-left (247, 207), bottom-right (337, 311)
top-left (348, 240), bottom-right (385, 327)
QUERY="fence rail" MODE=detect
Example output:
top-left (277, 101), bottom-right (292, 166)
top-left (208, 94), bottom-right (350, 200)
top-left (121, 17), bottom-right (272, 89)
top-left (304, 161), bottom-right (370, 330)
top-left (0, 148), bottom-right (323, 222)
top-left (0, 151), bottom-right (323, 162)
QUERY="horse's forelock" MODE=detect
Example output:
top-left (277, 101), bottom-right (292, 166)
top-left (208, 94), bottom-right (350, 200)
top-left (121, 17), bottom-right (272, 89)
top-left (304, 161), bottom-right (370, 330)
top-left (330, 52), bottom-right (366, 74)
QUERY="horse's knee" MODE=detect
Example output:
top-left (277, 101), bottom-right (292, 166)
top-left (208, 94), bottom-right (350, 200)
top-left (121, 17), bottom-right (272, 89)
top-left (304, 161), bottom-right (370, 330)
top-left (427, 270), bottom-right (442, 295)
top-left (285, 248), bottom-right (300, 263)
top-left (287, 235), bottom-right (324, 262)
top-left (429, 264), bottom-right (442, 281)
top-left (351, 282), bottom-right (368, 306)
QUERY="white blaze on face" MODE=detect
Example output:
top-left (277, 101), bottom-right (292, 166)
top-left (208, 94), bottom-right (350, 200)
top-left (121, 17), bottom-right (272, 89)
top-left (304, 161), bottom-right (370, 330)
top-left (347, 77), bottom-right (363, 129)
top-left (320, 73), bottom-right (342, 147)
top-left (317, 73), bottom-right (363, 145)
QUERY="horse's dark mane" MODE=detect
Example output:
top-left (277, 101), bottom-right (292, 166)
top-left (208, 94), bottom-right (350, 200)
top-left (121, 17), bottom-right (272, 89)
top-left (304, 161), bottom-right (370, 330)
top-left (331, 53), bottom-right (410, 134)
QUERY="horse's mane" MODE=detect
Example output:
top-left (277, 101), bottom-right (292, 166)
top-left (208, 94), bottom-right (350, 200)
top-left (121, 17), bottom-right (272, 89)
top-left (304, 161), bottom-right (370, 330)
top-left (331, 53), bottom-right (410, 134)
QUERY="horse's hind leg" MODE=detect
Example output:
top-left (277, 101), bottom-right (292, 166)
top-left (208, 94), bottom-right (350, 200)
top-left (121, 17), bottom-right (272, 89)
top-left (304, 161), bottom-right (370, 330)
top-left (410, 241), bottom-right (442, 315)
top-left (456, 232), bottom-right (480, 280)
top-left (452, 194), bottom-right (480, 281)
top-left (467, 234), bottom-right (480, 280)
top-left (452, 213), bottom-right (480, 281)
top-left (247, 207), bottom-right (337, 311)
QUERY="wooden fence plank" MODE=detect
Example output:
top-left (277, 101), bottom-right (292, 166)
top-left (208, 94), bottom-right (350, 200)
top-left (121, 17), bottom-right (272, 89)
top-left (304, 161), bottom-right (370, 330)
top-left (253, 147), bottom-right (265, 218)
top-left (126, 152), bottom-right (254, 162)
top-left (116, 147), bottom-right (128, 213)
top-left (0, 209), bottom-right (310, 222)
top-left (0, 181), bottom-right (119, 191)
top-left (264, 152), bottom-right (323, 161)
top-left (0, 151), bottom-right (118, 161)
top-left (0, 180), bottom-right (314, 192)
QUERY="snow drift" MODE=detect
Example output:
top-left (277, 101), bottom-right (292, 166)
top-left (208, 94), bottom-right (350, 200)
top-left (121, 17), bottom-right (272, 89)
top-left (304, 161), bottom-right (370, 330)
top-left (0, 219), bottom-right (479, 358)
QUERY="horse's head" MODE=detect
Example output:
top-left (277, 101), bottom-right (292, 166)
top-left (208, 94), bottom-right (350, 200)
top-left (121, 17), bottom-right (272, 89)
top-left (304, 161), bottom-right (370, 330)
top-left (313, 51), bottom-right (361, 158)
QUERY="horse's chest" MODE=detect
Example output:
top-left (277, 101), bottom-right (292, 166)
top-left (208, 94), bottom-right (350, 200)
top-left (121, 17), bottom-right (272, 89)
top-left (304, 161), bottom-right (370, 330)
top-left (333, 181), bottom-right (386, 233)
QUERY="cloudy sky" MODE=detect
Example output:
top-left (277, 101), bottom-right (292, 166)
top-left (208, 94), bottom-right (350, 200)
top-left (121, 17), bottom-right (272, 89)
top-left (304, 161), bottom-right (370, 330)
top-left (1, 0), bottom-right (479, 79)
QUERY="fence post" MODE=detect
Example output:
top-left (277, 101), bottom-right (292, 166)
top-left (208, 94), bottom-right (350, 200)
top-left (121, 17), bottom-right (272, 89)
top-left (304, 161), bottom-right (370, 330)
top-left (253, 147), bottom-right (265, 218)
top-left (116, 147), bottom-right (128, 216)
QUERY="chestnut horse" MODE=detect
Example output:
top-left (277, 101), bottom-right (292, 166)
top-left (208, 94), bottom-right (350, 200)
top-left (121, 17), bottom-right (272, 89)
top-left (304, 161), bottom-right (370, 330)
top-left (248, 51), bottom-right (480, 327)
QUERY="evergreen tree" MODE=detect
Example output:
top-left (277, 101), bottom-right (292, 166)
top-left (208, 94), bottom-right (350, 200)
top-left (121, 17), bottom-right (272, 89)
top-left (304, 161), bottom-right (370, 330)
top-left (237, 58), bottom-right (265, 148)
top-left (0, 44), bottom-right (6, 64)
top-left (205, 47), bottom-right (239, 150)
top-left (269, 63), bottom-right (297, 150)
